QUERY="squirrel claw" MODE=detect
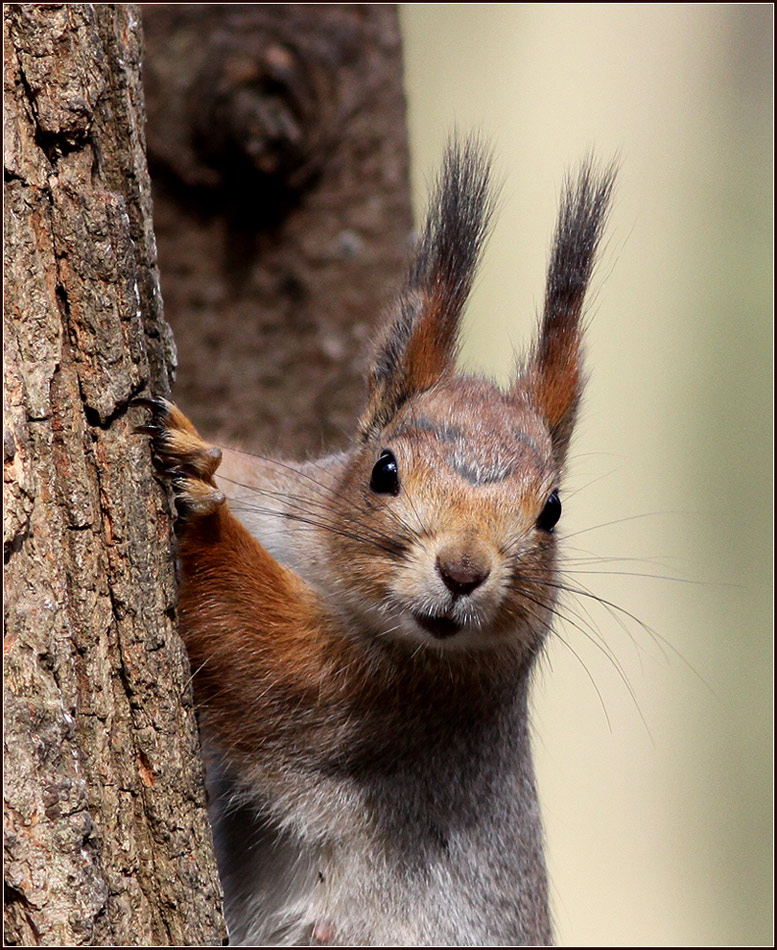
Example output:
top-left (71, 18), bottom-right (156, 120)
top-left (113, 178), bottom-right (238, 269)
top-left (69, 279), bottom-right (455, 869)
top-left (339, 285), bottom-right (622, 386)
top-left (134, 395), bottom-right (225, 521)
top-left (130, 395), bottom-right (172, 415)
top-left (134, 423), bottom-right (164, 437)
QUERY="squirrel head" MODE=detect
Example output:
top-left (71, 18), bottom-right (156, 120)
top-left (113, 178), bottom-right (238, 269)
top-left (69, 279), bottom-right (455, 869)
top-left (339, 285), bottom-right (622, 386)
top-left (325, 138), bottom-right (615, 654)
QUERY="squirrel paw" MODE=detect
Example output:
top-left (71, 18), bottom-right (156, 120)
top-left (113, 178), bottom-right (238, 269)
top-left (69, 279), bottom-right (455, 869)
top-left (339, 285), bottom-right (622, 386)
top-left (133, 397), bottom-right (225, 520)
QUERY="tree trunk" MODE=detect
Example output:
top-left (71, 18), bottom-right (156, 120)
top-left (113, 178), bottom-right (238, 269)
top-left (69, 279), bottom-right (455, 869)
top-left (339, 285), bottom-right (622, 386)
top-left (3, 5), bottom-right (226, 945)
top-left (140, 4), bottom-right (413, 454)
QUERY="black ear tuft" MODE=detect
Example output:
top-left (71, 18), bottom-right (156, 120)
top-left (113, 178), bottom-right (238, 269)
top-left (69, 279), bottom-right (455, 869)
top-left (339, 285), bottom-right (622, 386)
top-left (517, 157), bottom-right (616, 463)
top-left (543, 157), bottom-right (616, 348)
top-left (360, 135), bottom-right (496, 439)
top-left (407, 134), bottom-right (495, 323)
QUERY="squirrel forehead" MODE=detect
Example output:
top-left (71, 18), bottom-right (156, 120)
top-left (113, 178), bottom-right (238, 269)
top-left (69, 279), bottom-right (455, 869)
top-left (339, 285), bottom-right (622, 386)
top-left (384, 380), bottom-right (554, 487)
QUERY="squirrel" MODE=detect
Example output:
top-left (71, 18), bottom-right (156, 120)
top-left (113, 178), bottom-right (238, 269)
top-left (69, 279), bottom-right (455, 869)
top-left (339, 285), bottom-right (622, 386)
top-left (135, 138), bottom-right (615, 946)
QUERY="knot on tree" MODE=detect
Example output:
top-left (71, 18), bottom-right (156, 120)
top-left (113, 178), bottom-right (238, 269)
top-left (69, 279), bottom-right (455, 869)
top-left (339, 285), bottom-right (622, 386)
top-left (142, 8), bottom-right (358, 198)
top-left (191, 40), bottom-right (340, 193)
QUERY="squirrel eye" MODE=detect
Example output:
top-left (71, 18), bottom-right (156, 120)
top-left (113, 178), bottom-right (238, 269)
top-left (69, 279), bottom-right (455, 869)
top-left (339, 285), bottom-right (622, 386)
top-left (536, 490), bottom-right (561, 532)
top-left (370, 450), bottom-right (400, 495)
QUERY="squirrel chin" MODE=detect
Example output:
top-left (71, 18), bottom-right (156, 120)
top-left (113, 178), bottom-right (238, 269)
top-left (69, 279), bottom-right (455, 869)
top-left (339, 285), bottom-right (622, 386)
top-left (351, 603), bottom-right (520, 653)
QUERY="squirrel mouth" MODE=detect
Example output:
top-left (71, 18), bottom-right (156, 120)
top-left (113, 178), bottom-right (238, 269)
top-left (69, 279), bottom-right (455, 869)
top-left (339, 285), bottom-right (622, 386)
top-left (412, 611), bottom-right (463, 640)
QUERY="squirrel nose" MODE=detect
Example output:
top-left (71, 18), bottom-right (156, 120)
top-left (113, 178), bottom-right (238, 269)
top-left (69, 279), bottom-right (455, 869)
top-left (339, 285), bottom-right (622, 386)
top-left (436, 548), bottom-right (491, 597)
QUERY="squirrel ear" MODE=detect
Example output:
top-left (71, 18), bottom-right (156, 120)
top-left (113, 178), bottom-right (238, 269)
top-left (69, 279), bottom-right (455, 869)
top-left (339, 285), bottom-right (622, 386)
top-left (515, 159), bottom-right (616, 463)
top-left (359, 137), bottom-right (495, 440)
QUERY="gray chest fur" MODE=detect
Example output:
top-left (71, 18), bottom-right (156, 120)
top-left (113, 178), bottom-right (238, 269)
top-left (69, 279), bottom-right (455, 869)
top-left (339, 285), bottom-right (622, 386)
top-left (206, 698), bottom-right (551, 947)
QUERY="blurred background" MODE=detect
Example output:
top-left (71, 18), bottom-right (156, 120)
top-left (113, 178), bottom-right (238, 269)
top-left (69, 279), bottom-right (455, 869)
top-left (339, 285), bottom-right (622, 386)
top-left (401, 4), bottom-right (772, 946)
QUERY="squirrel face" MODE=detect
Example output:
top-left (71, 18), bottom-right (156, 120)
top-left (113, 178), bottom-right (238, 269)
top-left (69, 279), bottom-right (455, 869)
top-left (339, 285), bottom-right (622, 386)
top-left (326, 376), bottom-right (561, 652)
top-left (307, 139), bottom-right (611, 659)
top-left (304, 139), bottom-right (615, 658)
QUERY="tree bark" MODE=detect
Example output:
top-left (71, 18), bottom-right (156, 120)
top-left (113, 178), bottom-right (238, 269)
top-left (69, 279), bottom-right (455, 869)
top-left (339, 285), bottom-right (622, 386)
top-left (4, 5), bottom-right (226, 945)
top-left (140, 4), bottom-right (413, 454)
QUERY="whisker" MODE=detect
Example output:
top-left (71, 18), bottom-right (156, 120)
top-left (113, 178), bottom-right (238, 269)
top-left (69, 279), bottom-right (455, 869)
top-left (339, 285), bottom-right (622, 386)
top-left (562, 566), bottom-right (732, 588)
top-left (221, 446), bottom-right (422, 543)
top-left (562, 510), bottom-right (684, 540)
top-left (220, 472), bottom-right (419, 552)
top-left (561, 467), bottom-right (622, 501)
top-left (520, 570), bottom-right (713, 695)
top-left (220, 471), bottom-right (416, 553)
top-left (228, 500), bottom-right (407, 559)
top-left (517, 584), bottom-right (652, 739)
top-left (552, 630), bottom-right (613, 733)
top-left (233, 492), bottom-right (410, 555)
top-left (511, 590), bottom-right (616, 732)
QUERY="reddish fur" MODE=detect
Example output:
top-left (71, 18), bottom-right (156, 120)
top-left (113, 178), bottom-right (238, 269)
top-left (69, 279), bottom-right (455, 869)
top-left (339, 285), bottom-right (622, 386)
top-left (178, 505), bottom-right (353, 761)
top-left (531, 347), bottom-right (581, 429)
top-left (402, 288), bottom-right (457, 392)
top-left (360, 288), bottom-right (459, 437)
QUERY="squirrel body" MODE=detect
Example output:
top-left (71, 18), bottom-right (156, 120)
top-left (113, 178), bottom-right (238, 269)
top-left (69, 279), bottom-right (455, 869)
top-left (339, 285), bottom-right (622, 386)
top-left (138, 140), bottom-right (614, 946)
